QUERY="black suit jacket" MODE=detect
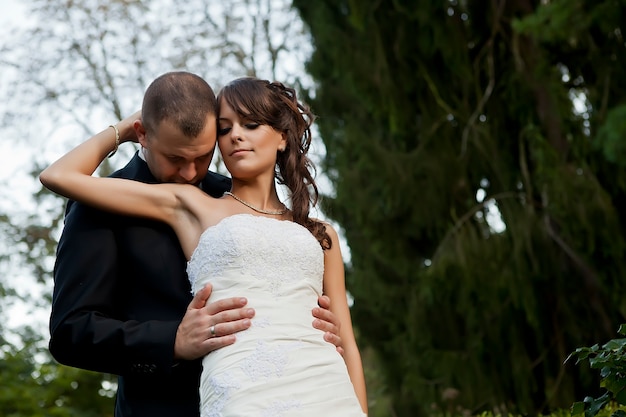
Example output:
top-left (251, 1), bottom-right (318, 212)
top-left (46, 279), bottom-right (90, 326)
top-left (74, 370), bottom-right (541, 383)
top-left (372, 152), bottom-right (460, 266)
top-left (49, 153), bottom-right (231, 416)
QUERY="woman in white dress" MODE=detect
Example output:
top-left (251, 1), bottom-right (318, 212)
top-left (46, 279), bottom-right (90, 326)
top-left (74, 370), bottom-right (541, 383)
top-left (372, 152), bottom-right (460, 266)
top-left (41, 76), bottom-right (368, 416)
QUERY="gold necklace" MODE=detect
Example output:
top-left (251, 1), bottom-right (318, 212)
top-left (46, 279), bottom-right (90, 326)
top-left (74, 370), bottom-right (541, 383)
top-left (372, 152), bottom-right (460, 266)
top-left (223, 191), bottom-right (287, 215)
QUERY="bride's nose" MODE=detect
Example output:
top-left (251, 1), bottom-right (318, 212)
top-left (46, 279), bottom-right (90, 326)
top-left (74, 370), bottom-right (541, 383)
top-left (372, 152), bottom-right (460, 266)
top-left (230, 124), bottom-right (244, 142)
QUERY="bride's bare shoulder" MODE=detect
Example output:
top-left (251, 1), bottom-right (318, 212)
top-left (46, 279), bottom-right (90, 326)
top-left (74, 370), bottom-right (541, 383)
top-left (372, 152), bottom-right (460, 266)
top-left (167, 184), bottom-right (236, 225)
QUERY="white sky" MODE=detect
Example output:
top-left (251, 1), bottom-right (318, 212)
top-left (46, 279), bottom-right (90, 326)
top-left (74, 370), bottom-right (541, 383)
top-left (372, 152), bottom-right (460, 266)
top-left (0, 0), bottom-right (28, 177)
top-left (0, 1), bottom-right (52, 340)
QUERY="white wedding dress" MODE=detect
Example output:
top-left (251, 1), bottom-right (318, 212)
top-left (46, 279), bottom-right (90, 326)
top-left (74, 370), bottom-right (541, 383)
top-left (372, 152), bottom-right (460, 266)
top-left (187, 214), bottom-right (366, 417)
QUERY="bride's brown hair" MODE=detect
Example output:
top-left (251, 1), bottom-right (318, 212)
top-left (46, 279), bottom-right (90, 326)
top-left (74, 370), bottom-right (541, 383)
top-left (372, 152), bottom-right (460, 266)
top-left (217, 77), bottom-right (331, 249)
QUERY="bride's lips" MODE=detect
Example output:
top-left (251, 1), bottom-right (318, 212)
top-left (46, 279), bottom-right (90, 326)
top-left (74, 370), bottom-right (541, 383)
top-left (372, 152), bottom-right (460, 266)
top-left (230, 149), bottom-right (251, 156)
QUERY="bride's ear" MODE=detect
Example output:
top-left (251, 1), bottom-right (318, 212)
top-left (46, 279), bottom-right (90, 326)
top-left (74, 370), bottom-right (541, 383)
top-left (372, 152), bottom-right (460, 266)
top-left (278, 133), bottom-right (287, 152)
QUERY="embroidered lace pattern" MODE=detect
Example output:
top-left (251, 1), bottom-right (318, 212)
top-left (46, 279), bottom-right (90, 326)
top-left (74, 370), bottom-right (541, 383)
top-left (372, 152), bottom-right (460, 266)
top-left (240, 339), bottom-right (303, 382)
top-left (200, 372), bottom-right (241, 417)
top-left (259, 399), bottom-right (302, 417)
top-left (187, 214), bottom-right (324, 296)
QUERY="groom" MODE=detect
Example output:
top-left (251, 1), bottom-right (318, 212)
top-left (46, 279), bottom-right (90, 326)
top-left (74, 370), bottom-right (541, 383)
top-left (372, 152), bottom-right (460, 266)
top-left (48, 71), bottom-right (343, 416)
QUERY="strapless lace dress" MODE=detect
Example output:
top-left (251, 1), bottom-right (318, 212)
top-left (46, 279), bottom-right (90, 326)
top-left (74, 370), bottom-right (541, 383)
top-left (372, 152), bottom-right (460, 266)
top-left (187, 214), bottom-right (366, 417)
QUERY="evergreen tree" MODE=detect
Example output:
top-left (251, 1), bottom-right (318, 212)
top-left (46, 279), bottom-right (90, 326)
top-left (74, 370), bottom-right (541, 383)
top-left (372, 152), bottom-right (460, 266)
top-left (293, 0), bottom-right (626, 415)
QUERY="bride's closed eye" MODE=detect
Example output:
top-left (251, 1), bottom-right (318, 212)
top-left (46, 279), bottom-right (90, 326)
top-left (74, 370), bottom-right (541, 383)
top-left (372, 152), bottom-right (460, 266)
top-left (218, 123), bottom-right (260, 136)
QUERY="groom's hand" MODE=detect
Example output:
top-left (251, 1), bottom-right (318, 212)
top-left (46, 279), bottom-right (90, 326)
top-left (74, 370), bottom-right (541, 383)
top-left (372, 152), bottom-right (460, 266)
top-left (174, 283), bottom-right (255, 360)
top-left (313, 295), bottom-right (344, 355)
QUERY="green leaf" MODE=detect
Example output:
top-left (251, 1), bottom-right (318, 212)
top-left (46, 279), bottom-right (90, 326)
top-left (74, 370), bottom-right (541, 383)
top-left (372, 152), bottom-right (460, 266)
top-left (605, 378), bottom-right (626, 396)
top-left (572, 401), bottom-right (586, 415)
top-left (615, 388), bottom-right (626, 406)
top-left (604, 339), bottom-right (626, 351)
top-left (584, 392), bottom-right (610, 417)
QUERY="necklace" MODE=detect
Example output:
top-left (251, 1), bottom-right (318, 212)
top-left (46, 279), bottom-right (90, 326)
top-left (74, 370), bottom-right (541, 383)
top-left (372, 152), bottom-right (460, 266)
top-left (223, 191), bottom-right (287, 215)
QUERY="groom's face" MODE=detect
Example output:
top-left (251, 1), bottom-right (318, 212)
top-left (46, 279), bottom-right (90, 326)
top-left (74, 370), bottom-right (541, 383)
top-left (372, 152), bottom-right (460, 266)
top-left (139, 115), bottom-right (218, 185)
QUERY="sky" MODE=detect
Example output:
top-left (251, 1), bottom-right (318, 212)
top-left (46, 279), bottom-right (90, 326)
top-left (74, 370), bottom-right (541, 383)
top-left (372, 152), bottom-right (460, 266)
top-left (0, 0), bottom-right (27, 176)
top-left (0, 0), bottom-right (32, 178)
top-left (0, 1), bottom-right (53, 340)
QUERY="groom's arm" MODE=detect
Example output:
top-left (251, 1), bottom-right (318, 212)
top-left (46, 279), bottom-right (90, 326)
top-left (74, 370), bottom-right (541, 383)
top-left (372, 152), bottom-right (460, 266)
top-left (49, 201), bottom-right (142, 375)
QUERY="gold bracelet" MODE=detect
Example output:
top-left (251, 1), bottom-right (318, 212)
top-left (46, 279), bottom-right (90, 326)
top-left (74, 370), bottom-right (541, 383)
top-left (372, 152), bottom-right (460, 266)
top-left (108, 124), bottom-right (120, 158)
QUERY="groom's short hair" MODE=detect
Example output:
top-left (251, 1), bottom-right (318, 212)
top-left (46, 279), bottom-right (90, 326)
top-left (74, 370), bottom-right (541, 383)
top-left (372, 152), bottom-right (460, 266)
top-left (142, 71), bottom-right (217, 138)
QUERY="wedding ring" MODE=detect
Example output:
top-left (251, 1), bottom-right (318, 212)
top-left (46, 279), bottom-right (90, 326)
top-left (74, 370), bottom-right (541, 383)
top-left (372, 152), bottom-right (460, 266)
top-left (210, 325), bottom-right (216, 337)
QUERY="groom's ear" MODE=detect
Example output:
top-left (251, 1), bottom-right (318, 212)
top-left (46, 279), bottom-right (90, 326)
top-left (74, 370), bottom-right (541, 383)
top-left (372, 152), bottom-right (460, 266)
top-left (135, 120), bottom-right (148, 147)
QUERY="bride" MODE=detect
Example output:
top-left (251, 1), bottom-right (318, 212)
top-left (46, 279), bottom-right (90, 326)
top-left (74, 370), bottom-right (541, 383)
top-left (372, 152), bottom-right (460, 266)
top-left (41, 76), bottom-right (367, 416)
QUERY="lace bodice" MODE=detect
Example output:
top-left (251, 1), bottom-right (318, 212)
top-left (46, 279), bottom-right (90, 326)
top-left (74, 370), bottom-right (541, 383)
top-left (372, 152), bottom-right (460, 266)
top-left (186, 214), bottom-right (365, 417)
top-left (187, 214), bottom-right (324, 298)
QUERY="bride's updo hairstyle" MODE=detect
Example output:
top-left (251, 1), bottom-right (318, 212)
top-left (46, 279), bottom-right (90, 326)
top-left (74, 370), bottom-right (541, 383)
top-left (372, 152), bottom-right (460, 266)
top-left (217, 77), bottom-right (331, 250)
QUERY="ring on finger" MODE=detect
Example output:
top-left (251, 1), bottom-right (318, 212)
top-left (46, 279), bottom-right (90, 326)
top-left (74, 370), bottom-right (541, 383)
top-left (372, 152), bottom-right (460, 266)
top-left (210, 325), bottom-right (216, 337)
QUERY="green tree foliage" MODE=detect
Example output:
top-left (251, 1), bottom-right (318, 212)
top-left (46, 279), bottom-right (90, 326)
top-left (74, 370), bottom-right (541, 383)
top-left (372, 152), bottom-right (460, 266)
top-left (0, 327), bottom-right (115, 417)
top-left (567, 324), bottom-right (626, 417)
top-left (293, 0), bottom-right (626, 415)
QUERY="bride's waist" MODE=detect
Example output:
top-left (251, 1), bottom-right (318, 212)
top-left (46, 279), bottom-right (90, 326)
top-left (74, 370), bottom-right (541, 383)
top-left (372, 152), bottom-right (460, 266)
top-left (203, 324), bottom-right (338, 370)
top-left (200, 275), bottom-right (322, 299)
top-left (243, 309), bottom-right (321, 340)
top-left (211, 290), bottom-right (318, 315)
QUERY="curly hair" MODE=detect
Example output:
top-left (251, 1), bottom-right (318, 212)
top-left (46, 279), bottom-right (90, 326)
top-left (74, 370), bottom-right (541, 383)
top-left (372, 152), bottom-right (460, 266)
top-left (217, 77), bottom-right (331, 249)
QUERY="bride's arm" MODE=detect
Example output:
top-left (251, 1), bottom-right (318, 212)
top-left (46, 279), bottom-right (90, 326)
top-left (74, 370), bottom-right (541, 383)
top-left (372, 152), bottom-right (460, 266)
top-left (322, 224), bottom-right (368, 414)
top-left (39, 113), bottom-right (182, 227)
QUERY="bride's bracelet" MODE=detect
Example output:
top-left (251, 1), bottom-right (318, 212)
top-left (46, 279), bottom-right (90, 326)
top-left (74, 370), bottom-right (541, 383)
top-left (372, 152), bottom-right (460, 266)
top-left (108, 124), bottom-right (120, 158)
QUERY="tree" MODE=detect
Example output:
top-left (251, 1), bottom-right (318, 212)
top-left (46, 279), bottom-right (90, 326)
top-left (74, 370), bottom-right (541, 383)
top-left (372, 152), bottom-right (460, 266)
top-left (293, 0), bottom-right (626, 415)
top-left (0, 0), bottom-right (313, 411)
top-left (0, 332), bottom-right (116, 417)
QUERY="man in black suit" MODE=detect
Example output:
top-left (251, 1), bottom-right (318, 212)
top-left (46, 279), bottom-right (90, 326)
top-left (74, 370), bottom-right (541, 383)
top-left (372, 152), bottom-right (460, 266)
top-left (48, 72), bottom-right (343, 416)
